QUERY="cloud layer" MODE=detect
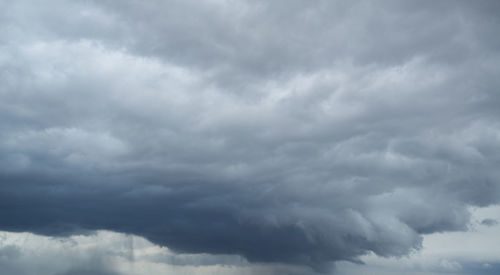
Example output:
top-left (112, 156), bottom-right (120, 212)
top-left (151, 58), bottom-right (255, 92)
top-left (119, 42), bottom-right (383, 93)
top-left (1, 0), bottom-right (500, 272)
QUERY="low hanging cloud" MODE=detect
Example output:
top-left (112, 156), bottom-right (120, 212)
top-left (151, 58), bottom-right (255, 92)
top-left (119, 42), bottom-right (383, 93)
top-left (1, 0), bottom-right (500, 273)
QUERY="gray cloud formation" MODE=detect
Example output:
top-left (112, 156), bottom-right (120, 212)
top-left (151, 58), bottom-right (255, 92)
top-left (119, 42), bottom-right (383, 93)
top-left (1, 0), bottom-right (500, 272)
top-left (480, 219), bottom-right (498, 227)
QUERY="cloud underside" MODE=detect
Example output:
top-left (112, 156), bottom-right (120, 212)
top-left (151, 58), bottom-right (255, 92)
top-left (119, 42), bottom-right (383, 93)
top-left (1, 0), bottom-right (500, 272)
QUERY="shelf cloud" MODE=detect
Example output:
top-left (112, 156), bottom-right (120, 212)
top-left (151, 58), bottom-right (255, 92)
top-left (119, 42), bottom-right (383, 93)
top-left (1, 0), bottom-right (499, 273)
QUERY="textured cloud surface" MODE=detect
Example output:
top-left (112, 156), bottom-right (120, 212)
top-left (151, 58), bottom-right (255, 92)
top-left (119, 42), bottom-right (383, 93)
top-left (1, 0), bottom-right (500, 273)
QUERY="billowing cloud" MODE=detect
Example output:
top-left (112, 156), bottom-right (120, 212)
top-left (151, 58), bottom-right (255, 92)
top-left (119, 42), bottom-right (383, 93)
top-left (1, 0), bottom-right (500, 273)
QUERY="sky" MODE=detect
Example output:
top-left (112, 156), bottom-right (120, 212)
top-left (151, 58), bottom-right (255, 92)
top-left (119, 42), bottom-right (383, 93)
top-left (0, 0), bottom-right (499, 274)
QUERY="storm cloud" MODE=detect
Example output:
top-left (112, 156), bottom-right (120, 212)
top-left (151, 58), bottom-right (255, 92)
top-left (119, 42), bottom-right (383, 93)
top-left (1, 0), bottom-right (500, 273)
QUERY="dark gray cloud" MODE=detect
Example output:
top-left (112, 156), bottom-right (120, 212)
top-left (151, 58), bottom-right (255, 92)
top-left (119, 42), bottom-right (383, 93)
top-left (480, 219), bottom-right (498, 227)
top-left (1, 0), bottom-right (500, 273)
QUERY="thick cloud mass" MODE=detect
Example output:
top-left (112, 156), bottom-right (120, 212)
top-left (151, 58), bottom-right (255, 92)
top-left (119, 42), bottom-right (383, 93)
top-left (1, 0), bottom-right (500, 272)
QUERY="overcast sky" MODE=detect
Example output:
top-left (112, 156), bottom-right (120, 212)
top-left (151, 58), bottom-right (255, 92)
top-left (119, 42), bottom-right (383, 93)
top-left (1, 0), bottom-right (500, 274)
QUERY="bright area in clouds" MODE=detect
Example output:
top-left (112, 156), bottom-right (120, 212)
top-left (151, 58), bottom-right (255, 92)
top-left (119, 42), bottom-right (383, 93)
top-left (1, 0), bottom-right (500, 274)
